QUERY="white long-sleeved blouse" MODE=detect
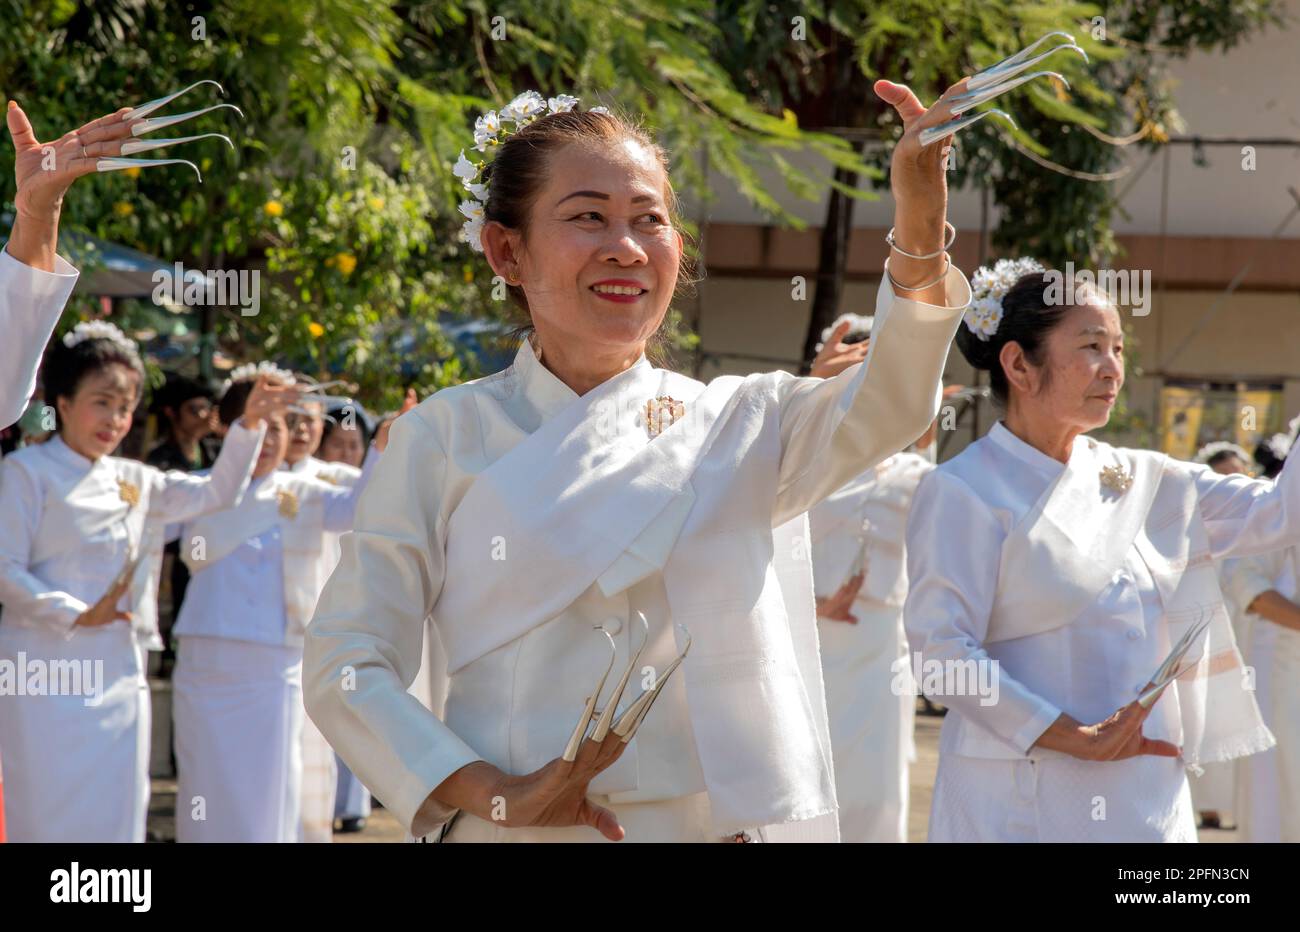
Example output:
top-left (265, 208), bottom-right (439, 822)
top-left (0, 423), bottom-right (264, 643)
top-left (904, 420), bottom-right (1300, 760)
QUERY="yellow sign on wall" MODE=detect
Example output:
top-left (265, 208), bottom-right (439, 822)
top-left (1159, 384), bottom-right (1282, 462)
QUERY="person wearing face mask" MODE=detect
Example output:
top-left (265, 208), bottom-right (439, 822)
top-left (304, 82), bottom-right (973, 844)
top-left (1, 101), bottom-right (150, 429)
top-left (169, 365), bottom-right (385, 843)
top-left (0, 324), bottom-right (282, 842)
top-left (904, 261), bottom-right (1297, 842)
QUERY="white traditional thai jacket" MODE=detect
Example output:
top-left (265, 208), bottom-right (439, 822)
top-left (305, 267), bottom-right (971, 840)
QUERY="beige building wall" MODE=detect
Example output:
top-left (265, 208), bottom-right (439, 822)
top-left (685, 4), bottom-right (1300, 460)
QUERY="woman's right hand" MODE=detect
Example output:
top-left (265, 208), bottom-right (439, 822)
top-left (816, 572), bottom-right (865, 624)
top-left (74, 571), bottom-right (133, 627)
top-left (239, 375), bottom-right (301, 430)
top-left (431, 734), bottom-right (630, 841)
top-left (1033, 703), bottom-right (1181, 762)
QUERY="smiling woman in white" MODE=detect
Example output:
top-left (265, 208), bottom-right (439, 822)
top-left (0, 324), bottom-right (274, 842)
top-left (905, 262), bottom-right (1292, 843)
top-left (304, 84), bottom-right (974, 843)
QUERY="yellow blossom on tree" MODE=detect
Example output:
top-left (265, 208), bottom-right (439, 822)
top-left (113, 201), bottom-right (134, 217)
top-left (308, 322), bottom-right (325, 338)
top-left (264, 200), bottom-right (284, 217)
top-left (335, 252), bottom-right (357, 276)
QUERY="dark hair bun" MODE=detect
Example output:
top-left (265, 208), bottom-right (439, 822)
top-left (954, 320), bottom-right (1000, 372)
top-left (952, 269), bottom-right (1073, 406)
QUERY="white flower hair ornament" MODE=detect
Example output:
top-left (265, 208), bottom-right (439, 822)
top-left (1193, 440), bottom-right (1252, 466)
top-left (963, 257), bottom-right (1046, 342)
top-left (815, 313), bottom-right (874, 352)
top-left (1261, 431), bottom-right (1294, 462)
top-left (454, 91), bottom-right (609, 253)
top-left (62, 320), bottom-right (141, 360)
top-left (219, 361), bottom-right (296, 398)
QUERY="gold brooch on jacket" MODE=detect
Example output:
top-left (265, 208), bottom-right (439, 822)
top-left (644, 396), bottom-right (685, 438)
top-left (117, 478), bottom-right (141, 508)
top-left (277, 488), bottom-right (299, 518)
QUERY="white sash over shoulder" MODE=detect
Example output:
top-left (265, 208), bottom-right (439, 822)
top-left (990, 436), bottom-right (1273, 766)
top-left (432, 356), bottom-right (839, 839)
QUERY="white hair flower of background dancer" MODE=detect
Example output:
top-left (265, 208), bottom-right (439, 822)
top-left (219, 361), bottom-right (296, 397)
top-left (61, 319), bottom-right (140, 359)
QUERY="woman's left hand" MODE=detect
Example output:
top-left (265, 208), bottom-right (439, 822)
top-left (1034, 704), bottom-right (1182, 762)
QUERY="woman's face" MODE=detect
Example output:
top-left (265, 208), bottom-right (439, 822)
top-left (57, 364), bottom-right (140, 460)
top-left (318, 425), bottom-right (365, 468)
top-left (1004, 294), bottom-right (1125, 433)
top-left (486, 139), bottom-right (683, 358)
top-left (286, 404), bottom-right (324, 465)
top-left (253, 412), bottom-right (290, 478)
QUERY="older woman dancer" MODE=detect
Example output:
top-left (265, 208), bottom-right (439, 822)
top-left (905, 262), bottom-right (1293, 842)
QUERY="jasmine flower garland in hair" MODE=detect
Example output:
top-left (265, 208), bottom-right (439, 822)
top-left (1193, 440), bottom-right (1252, 466)
top-left (453, 91), bottom-right (606, 253)
top-left (220, 361), bottom-right (296, 397)
top-left (963, 257), bottom-right (1045, 341)
top-left (62, 320), bottom-right (140, 360)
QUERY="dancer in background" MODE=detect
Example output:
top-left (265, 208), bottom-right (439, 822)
top-left (1227, 418), bottom-right (1300, 841)
top-left (806, 315), bottom-right (958, 842)
top-left (1185, 441), bottom-right (1254, 829)
top-left (170, 365), bottom-right (378, 842)
top-left (0, 325), bottom-right (281, 841)
top-left (279, 387), bottom-right (393, 841)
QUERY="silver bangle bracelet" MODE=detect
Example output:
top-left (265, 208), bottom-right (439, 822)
top-left (886, 221), bottom-right (956, 260)
top-left (884, 254), bottom-right (951, 294)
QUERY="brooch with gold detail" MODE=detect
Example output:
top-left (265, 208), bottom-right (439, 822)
top-left (117, 478), bottom-right (141, 508)
top-left (644, 396), bottom-right (686, 438)
top-left (1099, 462), bottom-right (1133, 494)
top-left (276, 488), bottom-right (300, 519)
